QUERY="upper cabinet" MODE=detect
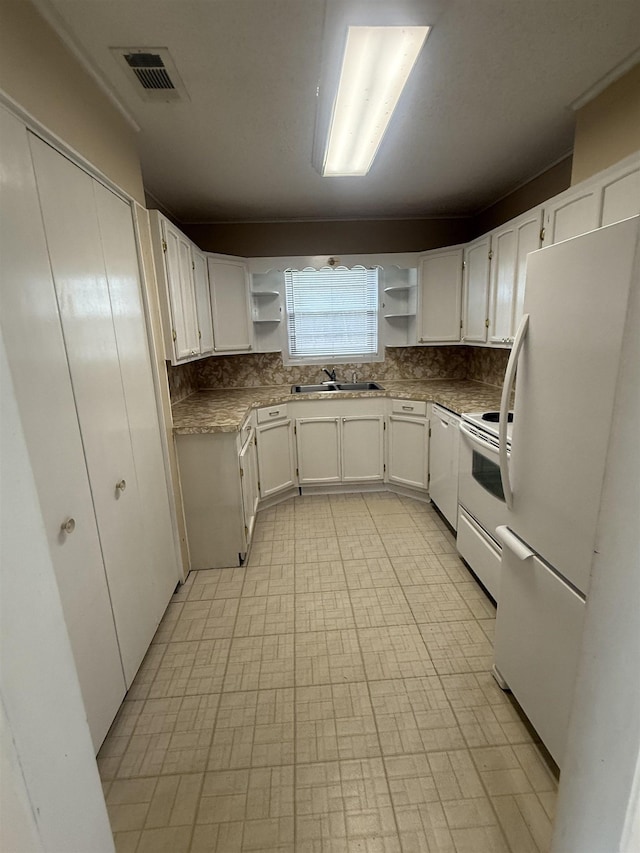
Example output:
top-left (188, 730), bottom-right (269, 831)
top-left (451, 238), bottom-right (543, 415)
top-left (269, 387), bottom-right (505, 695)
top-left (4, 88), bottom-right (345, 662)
top-left (488, 208), bottom-right (542, 344)
top-left (151, 213), bottom-right (253, 361)
top-left (542, 153), bottom-right (640, 247)
top-left (192, 248), bottom-right (215, 355)
top-left (461, 235), bottom-right (492, 344)
top-left (207, 255), bottom-right (253, 353)
top-left (382, 266), bottom-right (418, 347)
top-left (417, 246), bottom-right (464, 344)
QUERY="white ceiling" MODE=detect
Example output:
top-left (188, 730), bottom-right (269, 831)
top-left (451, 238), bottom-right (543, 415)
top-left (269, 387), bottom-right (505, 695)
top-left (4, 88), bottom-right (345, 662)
top-left (41, 0), bottom-right (640, 223)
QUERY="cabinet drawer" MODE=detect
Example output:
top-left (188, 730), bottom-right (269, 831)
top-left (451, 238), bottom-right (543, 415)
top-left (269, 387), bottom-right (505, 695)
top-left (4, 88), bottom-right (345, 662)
top-left (257, 403), bottom-right (288, 424)
top-left (391, 399), bottom-right (427, 417)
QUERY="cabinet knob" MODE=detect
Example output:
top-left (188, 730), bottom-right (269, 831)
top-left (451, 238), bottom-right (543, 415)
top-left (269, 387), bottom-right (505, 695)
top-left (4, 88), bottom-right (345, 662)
top-left (60, 517), bottom-right (76, 535)
top-left (116, 479), bottom-right (127, 493)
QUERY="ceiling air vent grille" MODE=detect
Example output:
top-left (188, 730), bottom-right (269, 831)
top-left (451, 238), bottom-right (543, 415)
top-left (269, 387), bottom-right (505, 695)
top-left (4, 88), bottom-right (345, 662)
top-left (111, 47), bottom-right (189, 102)
top-left (125, 53), bottom-right (175, 90)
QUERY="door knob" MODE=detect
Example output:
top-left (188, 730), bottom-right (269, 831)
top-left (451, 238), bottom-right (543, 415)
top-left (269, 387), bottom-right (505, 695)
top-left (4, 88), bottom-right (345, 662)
top-left (60, 517), bottom-right (76, 534)
top-left (116, 479), bottom-right (127, 492)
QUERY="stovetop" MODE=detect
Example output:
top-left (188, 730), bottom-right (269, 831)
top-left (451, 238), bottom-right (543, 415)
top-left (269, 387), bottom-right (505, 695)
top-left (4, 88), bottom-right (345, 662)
top-left (461, 410), bottom-right (514, 443)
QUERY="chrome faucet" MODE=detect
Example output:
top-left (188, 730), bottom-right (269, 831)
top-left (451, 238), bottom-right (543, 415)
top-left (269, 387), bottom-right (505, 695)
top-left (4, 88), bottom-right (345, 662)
top-left (322, 367), bottom-right (337, 383)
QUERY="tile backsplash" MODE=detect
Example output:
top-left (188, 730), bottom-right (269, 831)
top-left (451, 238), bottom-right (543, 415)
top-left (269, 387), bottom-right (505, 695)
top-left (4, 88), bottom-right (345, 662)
top-left (167, 345), bottom-right (508, 404)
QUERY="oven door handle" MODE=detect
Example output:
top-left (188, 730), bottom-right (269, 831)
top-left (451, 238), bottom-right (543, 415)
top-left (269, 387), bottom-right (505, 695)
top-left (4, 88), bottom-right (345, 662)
top-left (499, 313), bottom-right (529, 509)
top-left (459, 421), bottom-right (499, 453)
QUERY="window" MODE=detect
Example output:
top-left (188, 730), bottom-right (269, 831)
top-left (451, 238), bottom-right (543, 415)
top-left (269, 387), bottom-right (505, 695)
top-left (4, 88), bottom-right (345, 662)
top-left (284, 266), bottom-right (380, 363)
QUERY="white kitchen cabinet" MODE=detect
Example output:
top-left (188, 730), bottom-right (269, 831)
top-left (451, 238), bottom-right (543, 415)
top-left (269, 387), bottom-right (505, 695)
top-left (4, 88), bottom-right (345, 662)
top-left (193, 247), bottom-right (215, 355)
top-left (177, 430), bottom-right (249, 568)
top-left (251, 270), bottom-right (284, 353)
top-left (429, 405), bottom-right (461, 529)
top-left (462, 235), bottom-right (491, 343)
top-left (599, 159), bottom-right (640, 226)
top-left (488, 208), bottom-right (542, 344)
top-left (207, 255), bottom-right (253, 352)
top-left (296, 417), bottom-right (342, 485)
top-left (341, 415), bottom-right (385, 482)
top-left (151, 212), bottom-right (200, 362)
top-left (417, 246), bottom-right (464, 343)
top-left (256, 406), bottom-right (297, 499)
top-left (30, 135), bottom-right (178, 690)
top-left (296, 410), bottom-right (384, 486)
top-left (387, 401), bottom-right (430, 491)
top-left (542, 184), bottom-right (600, 246)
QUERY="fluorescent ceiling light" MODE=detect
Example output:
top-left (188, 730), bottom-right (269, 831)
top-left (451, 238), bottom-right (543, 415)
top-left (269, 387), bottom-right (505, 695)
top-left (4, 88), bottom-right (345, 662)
top-left (322, 25), bottom-right (430, 177)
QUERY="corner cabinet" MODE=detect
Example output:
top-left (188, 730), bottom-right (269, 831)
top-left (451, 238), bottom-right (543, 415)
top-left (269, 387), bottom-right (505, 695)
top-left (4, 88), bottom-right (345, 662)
top-left (256, 404), bottom-right (297, 500)
top-left (207, 255), bottom-right (253, 353)
top-left (417, 246), bottom-right (464, 344)
top-left (387, 399), bottom-right (430, 491)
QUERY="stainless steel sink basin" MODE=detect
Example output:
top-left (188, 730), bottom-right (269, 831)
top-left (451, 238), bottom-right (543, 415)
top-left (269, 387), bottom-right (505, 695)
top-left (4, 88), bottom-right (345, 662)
top-left (291, 381), bottom-right (384, 394)
top-left (291, 384), bottom-right (339, 393)
top-left (336, 382), bottom-right (384, 391)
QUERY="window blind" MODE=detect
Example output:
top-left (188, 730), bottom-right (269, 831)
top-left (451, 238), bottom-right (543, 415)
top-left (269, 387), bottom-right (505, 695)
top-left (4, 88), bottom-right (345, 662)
top-left (284, 266), bottom-right (379, 359)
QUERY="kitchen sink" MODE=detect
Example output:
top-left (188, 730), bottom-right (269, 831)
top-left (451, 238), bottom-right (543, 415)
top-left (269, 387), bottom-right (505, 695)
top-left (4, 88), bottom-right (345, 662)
top-left (291, 381), bottom-right (384, 394)
top-left (335, 382), bottom-right (384, 391)
top-left (291, 384), bottom-right (339, 393)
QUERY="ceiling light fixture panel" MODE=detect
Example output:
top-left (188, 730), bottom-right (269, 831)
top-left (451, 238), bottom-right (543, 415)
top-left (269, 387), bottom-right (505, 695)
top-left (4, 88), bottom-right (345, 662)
top-left (322, 25), bottom-right (431, 177)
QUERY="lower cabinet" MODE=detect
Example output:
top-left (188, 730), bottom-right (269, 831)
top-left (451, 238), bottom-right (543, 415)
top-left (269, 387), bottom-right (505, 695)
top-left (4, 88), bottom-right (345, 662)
top-left (256, 406), bottom-right (297, 499)
top-left (296, 413), bottom-right (384, 485)
top-left (387, 400), bottom-right (430, 492)
top-left (177, 429), bottom-right (250, 569)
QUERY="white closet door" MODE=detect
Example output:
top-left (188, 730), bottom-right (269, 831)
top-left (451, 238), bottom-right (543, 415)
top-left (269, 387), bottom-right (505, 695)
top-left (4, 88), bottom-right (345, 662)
top-left (0, 107), bottom-right (125, 750)
top-left (29, 135), bottom-right (150, 686)
top-left (93, 183), bottom-right (179, 644)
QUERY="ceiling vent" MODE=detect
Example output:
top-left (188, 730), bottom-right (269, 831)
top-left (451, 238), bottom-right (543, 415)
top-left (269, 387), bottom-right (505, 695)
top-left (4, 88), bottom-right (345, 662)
top-left (111, 47), bottom-right (189, 102)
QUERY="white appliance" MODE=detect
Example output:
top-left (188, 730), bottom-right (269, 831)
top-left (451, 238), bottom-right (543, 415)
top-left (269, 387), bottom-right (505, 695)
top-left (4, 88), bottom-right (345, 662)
top-left (457, 411), bottom-right (513, 600)
top-left (429, 404), bottom-right (460, 529)
top-left (494, 215), bottom-right (640, 767)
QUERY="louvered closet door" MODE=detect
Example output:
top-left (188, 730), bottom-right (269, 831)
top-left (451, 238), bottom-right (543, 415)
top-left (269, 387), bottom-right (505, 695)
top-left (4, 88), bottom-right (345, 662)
top-left (93, 182), bottom-right (179, 636)
top-left (30, 135), bottom-right (150, 686)
top-left (0, 107), bottom-right (125, 751)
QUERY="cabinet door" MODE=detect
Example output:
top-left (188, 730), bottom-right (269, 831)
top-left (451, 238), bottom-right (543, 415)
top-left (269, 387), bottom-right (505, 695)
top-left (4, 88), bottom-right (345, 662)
top-left (417, 247), bottom-right (463, 343)
top-left (387, 415), bottom-right (429, 490)
top-left (257, 419), bottom-right (297, 498)
top-left (543, 186), bottom-right (600, 245)
top-left (193, 248), bottom-right (215, 354)
top-left (1, 111), bottom-right (125, 751)
top-left (30, 136), bottom-right (151, 687)
top-left (489, 209), bottom-right (542, 344)
top-left (208, 257), bottom-right (252, 352)
top-left (163, 220), bottom-right (200, 359)
top-left (600, 164), bottom-right (640, 227)
top-left (239, 431), bottom-right (259, 545)
top-left (296, 417), bottom-right (341, 484)
top-left (341, 416), bottom-right (384, 482)
top-left (93, 183), bottom-right (179, 646)
top-left (428, 409), bottom-right (460, 529)
top-left (462, 236), bottom-right (491, 343)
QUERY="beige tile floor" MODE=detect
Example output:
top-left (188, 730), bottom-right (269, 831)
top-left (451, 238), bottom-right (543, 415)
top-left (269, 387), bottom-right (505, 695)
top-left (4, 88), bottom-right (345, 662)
top-left (98, 492), bottom-right (558, 853)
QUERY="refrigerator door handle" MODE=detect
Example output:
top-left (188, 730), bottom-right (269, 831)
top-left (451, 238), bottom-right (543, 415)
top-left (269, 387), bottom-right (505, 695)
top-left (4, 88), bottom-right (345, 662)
top-left (495, 525), bottom-right (534, 560)
top-left (499, 313), bottom-right (529, 508)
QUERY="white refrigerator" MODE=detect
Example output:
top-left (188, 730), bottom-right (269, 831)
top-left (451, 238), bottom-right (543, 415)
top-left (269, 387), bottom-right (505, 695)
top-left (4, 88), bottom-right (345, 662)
top-left (493, 215), bottom-right (640, 767)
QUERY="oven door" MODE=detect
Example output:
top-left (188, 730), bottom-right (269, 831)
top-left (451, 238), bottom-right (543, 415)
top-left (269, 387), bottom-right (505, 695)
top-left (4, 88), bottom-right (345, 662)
top-left (458, 421), bottom-right (509, 543)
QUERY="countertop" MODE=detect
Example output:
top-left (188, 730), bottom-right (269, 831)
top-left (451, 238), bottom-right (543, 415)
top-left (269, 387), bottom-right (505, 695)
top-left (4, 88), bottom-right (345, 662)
top-left (172, 379), bottom-right (507, 434)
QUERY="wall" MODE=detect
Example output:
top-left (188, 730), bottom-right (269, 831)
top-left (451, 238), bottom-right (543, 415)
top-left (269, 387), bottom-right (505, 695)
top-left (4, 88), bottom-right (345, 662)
top-left (167, 345), bottom-right (509, 403)
top-left (184, 217), bottom-right (471, 257)
top-left (571, 63), bottom-right (640, 185)
top-left (0, 0), bottom-right (144, 204)
top-left (472, 157), bottom-right (572, 238)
